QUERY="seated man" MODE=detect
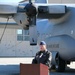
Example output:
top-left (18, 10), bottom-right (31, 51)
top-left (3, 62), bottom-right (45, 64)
top-left (32, 41), bottom-right (52, 69)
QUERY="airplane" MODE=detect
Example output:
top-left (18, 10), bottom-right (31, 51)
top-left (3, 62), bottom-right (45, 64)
top-left (0, 0), bottom-right (75, 72)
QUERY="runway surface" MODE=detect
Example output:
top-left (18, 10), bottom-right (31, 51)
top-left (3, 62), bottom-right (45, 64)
top-left (0, 58), bottom-right (75, 75)
top-left (50, 68), bottom-right (75, 75)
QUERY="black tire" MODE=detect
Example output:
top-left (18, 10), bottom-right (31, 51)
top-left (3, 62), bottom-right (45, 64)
top-left (51, 65), bottom-right (55, 69)
top-left (55, 54), bottom-right (66, 72)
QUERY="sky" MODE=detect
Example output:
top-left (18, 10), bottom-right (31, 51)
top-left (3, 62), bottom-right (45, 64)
top-left (0, 0), bottom-right (22, 3)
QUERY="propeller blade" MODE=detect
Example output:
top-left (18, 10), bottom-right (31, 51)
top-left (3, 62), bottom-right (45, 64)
top-left (29, 0), bottom-right (31, 3)
top-left (29, 16), bottom-right (37, 45)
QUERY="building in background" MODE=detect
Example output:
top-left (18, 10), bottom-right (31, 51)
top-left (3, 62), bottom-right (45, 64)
top-left (0, 18), bottom-right (39, 57)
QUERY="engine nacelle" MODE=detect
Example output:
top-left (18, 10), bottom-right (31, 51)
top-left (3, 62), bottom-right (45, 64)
top-left (13, 13), bottom-right (29, 29)
top-left (38, 5), bottom-right (67, 19)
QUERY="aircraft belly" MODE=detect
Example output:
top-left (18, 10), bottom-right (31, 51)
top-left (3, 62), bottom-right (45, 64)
top-left (45, 35), bottom-right (75, 61)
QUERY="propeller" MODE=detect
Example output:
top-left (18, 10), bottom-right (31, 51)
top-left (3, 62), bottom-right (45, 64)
top-left (24, 0), bottom-right (37, 45)
top-left (17, 0), bottom-right (37, 45)
top-left (29, 0), bottom-right (31, 3)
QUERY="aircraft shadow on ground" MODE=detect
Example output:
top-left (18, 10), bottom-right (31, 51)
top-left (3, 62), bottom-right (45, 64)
top-left (50, 66), bottom-right (75, 75)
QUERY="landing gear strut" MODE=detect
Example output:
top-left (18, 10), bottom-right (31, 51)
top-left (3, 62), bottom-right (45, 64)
top-left (55, 54), bottom-right (66, 72)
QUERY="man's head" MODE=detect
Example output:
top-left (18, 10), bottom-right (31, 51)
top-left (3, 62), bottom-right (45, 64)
top-left (39, 41), bottom-right (47, 51)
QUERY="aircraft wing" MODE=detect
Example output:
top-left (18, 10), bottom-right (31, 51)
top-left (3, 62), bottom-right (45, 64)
top-left (0, 4), bottom-right (17, 14)
top-left (0, 2), bottom-right (29, 28)
top-left (0, 1), bottom-right (67, 45)
top-left (35, 0), bottom-right (47, 3)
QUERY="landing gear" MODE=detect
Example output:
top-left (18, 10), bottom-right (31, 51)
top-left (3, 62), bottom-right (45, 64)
top-left (55, 54), bottom-right (66, 72)
top-left (51, 51), bottom-right (66, 72)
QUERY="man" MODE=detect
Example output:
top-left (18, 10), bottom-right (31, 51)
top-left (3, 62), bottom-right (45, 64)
top-left (32, 41), bottom-right (52, 69)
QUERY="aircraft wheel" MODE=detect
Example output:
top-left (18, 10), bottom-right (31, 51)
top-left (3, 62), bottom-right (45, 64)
top-left (51, 65), bottom-right (55, 69)
top-left (55, 54), bottom-right (66, 72)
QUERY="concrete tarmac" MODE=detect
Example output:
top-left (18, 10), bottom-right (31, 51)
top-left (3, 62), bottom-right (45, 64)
top-left (50, 62), bottom-right (75, 75)
top-left (0, 58), bottom-right (75, 75)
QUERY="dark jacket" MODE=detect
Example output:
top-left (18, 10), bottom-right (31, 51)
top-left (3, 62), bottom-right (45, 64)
top-left (32, 50), bottom-right (52, 69)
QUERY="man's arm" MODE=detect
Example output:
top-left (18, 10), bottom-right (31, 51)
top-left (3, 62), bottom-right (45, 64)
top-left (32, 57), bottom-right (37, 64)
top-left (32, 52), bottom-right (39, 64)
top-left (45, 51), bottom-right (52, 69)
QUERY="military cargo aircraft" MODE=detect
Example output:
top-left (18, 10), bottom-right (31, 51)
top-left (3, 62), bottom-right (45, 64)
top-left (0, 0), bottom-right (75, 72)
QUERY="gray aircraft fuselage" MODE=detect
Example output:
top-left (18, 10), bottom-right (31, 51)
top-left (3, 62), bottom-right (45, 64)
top-left (37, 4), bottom-right (75, 62)
top-left (0, 3), bottom-right (75, 62)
